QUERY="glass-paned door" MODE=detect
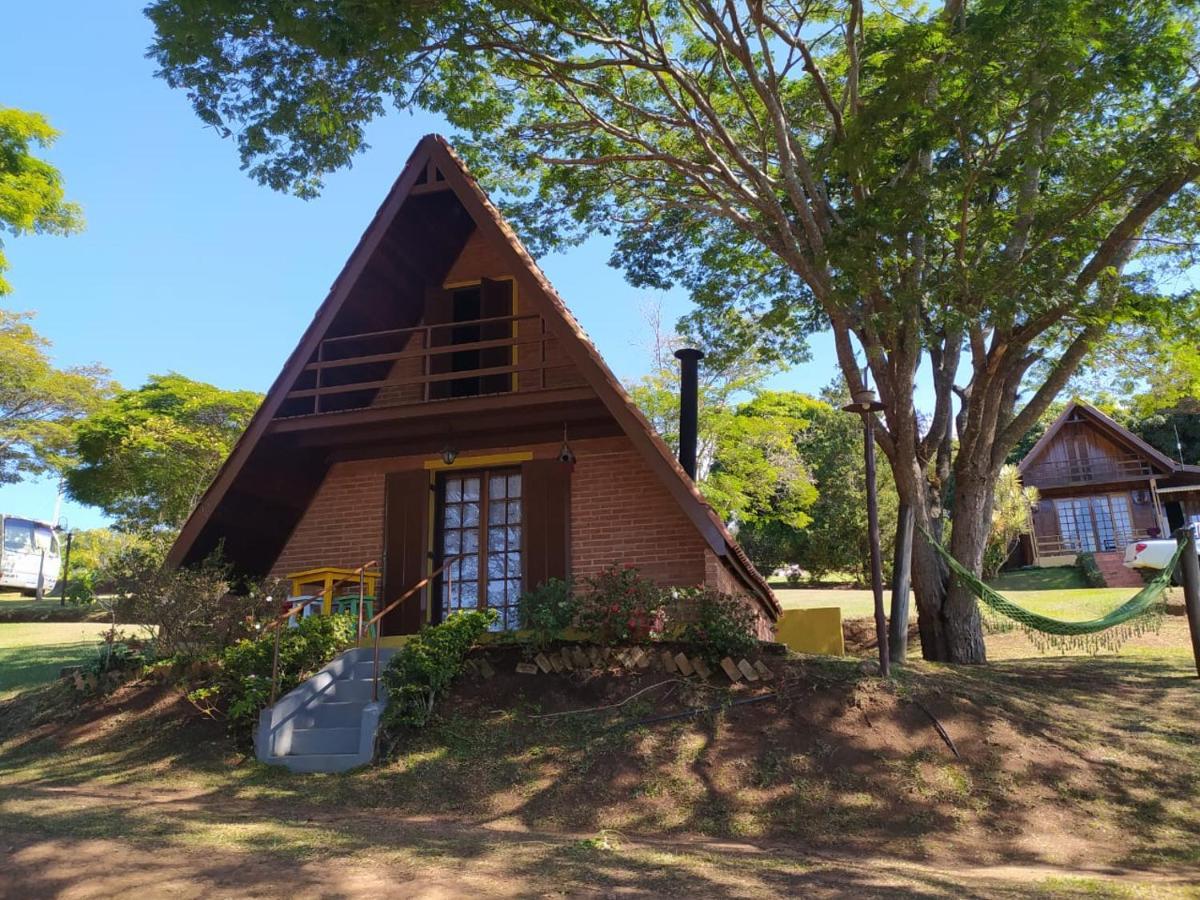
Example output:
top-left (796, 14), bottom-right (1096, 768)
top-left (439, 469), bottom-right (522, 631)
top-left (1055, 494), bottom-right (1133, 552)
top-left (1095, 494), bottom-right (1133, 551)
top-left (1055, 499), bottom-right (1097, 552)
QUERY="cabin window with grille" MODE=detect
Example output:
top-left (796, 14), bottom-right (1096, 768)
top-left (439, 469), bottom-right (522, 630)
top-left (429, 279), bottom-right (514, 399)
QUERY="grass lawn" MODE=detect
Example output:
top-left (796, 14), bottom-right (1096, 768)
top-left (0, 622), bottom-right (114, 699)
top-left (777, 565), bottom-right (1147, 622)
top-left (0, 593), bottom-right (110, 623)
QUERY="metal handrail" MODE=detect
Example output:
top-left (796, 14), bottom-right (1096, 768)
top-left (364, 554), bottom-right (467, 702)
top-left (266, 559), bottom-right (378, 704)
top-left (267, 596), bottom-right (323, 705)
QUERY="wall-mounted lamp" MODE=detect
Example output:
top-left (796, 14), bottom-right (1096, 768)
top-left (441, 445), bottom-right (458, 466)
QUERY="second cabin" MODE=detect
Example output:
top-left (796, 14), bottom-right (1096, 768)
top-left (167, 135), bottom-right (778, 642)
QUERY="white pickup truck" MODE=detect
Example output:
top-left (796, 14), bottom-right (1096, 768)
top-left (1124, 534), bottom-right (1199, 570)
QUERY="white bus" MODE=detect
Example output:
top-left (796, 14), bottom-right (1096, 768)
top-left (1, 515), bottom-right (62, 596)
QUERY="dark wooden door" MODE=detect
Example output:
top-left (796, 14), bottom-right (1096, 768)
top-left (383, 470), bottom-right (429, 635)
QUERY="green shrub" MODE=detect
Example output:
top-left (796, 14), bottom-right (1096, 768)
top-left (1076, 552), bottom-right (1106, 588)
top-left (381, 610), bottom-right (496, 729)
top-left (111, 543), bottom-right (282, 656)
top-left (189, 612), bottom-right (357, 735)
top-left (576, 564), bottom-right (666, 645)
top-left (674, 589), bottom-right (760, 664)
top-left (518, 578), bottom-right (578, 649)
top-left (87, 639), bottom-right (151, 676)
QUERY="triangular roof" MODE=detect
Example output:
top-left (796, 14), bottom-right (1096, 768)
top-left (1018, 400), bottom-right (1179, 475)
top-left (168, 135), bottom-right (776, 614)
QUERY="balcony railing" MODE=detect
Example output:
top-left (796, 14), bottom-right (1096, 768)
top-left (1022, 456), bottom-right (1154, 488)
top-left (1034, 529), bottom-right (1146, 557)
top-left (277, 313), bottom-right (583, 417)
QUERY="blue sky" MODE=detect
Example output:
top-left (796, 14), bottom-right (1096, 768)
top-left (1, 1), bottom-right (920, 531)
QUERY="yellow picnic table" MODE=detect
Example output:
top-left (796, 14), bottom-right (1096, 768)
top-left (288, 566), bottom-right (381, 616)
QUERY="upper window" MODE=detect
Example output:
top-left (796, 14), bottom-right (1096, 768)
top-left (429, 279), bottom-right (514, 399)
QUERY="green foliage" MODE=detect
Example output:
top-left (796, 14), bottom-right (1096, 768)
top-left (381, 610), bottom-right (496, 729)
top-left (576, 565), bottom-right (666, 646)
top-left (627, 327), bottom-right (817, 548)
top-left (61, 528), bottom-right (145, 602)
top-left (672, 589), bottom-right (759, 665)
top-left (86, 640), bottom-right (150, 677)
top-left (705, 393), bottom-right (818, 533)
top-left (1076, 553), bottom-right (1107, 589)
top-left (983, 466), bottom-right (1039, 579)
top-left (0, 310), bottom-right (111, 484)
top-left (736, 390), bottom-right (898, 586)
top-left (195, 612), bottom-right (357, 732)
top-left (0, 108), bottom-right (84, 294)
top-left (109, 540), bottom-right (279, 657)
top-left (65, 373), bottom-right (261, 532)
top-left (517, 578), bottom-right (577, 650)
top-left (1131, 409), bottom-right (1200, 466)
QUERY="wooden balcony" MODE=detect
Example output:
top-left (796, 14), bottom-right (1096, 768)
top-left (275, 313), bottom-right (584, 419)
top-left (1033, 529), bottom-right (1146, 558)
top-left (1022, 456), bottom-right (1154, 489)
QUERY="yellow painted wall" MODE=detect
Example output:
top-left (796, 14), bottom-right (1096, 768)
top-left (776, 607), bottom-right (845, 656)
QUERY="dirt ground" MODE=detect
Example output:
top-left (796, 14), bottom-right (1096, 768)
top-left (2, 646), bottom-right (1199, 898)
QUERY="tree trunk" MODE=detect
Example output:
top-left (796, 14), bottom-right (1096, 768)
top-left (940, 471), bottom-right (994, 663)
top-left (886, 439), bottom-right (992, 663)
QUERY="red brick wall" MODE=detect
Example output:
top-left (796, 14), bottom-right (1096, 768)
top-left (270, 465), bottom-right (386, 578)
top-left (704, 549), bottom-right (776, 640)
top-left (570, 438), bottom-right (707, 587)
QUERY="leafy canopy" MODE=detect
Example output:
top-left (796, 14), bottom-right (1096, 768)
top-left (0, 309), bottom-right (111, 484)
top-left (65, 373), bottom-right (261, 533)
top-left (0, 108), bottom-right (83, 294)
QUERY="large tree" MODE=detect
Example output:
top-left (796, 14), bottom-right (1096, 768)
top-left (0, 310), bottom-right (110, 483)
top-left (65, 374), bottom-right (262, 533)
top-left (0, 107), bottom-right (83, 295)
top-left (148, 0), bottom-right (1200, 661)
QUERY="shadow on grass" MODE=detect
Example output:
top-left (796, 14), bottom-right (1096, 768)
top-left (2, 655), bottom-right (1199, 893)
top-left (0, 639), bottom-right (103, 697)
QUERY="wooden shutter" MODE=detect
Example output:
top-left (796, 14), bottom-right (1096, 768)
top-left (521, 458), bottom-right (571, 588)
top-left (383, 470), bottom-right (429, 635)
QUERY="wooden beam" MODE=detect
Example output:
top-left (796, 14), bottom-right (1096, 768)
top-left (268, 386), bottom-right (599, 434)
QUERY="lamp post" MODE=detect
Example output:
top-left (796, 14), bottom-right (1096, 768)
top-left (843, 388), bottom-right (891, 676)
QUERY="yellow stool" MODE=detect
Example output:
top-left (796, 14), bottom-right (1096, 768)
top-left (288, 567), bottom-right (381, 616)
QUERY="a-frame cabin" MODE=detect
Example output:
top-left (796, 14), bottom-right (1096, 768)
top-left (168, 135), bottom-right (778, 640)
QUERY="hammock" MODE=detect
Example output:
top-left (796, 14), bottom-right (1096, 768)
top-left (921, 530), bottom-right (1185, 653)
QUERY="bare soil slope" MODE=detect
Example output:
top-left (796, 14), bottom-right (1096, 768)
top-left (1, 649), bottom-right (1198, 897)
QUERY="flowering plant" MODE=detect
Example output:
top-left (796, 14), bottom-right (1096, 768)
top-left (577, 564), bottom-right (666, 645)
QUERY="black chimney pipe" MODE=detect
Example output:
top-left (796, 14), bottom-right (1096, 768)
top-left (674, 348), bottom-right (704, 479)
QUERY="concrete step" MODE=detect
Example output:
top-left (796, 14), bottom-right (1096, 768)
top-left (293, 700), bottom-right (366, 729)
top-left (288, 726), bottom-right (361, 756)
top-left (266, 752), bottom-right (366, 774)
top-left (353, 655), bottom-right (396, 680)
top-left (325, 677), bottom-right (374, 702)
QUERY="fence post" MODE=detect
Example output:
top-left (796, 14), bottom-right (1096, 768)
top-left (1174, 527), bottom-right (1200, 679)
